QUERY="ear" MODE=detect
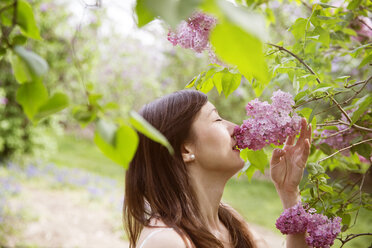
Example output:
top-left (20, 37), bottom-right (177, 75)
top-left (181, 142), bottom-right (195, 163)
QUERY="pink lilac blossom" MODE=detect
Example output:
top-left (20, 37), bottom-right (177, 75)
top-left (276, 202), bottom-right (342, 248)
top-left (275, 201), bottom-right (309, 234)
top-left (234, 90), bottom-right (301, 150)
top-left (306, 214), bottom-right (342, 248)
top-left (167, 11), bottom-right (216, 53)
top-left (167, 12), bottom-right (225, 65)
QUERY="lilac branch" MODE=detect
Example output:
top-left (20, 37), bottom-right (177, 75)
top-left (338, 233), bottom-right (372, 248)
top-left (318, 139), bottom-right (372, 163)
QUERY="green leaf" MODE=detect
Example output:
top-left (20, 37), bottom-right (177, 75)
top-left (245, 163), bottom-right (258, 181)
top-left (246, 149), bottom-right (268, 174)
top-left (94, 124), bottom-right (139, 168)
top-left (139, 0), bottom-right (202, 28)
top-left (319, 184), bottom-right (333, 193)
top-left (16, 0), bottom-right (42, 40)
top-left (13, 46), bottom-right (48, 81)
top-left (221, 72), bottom-right (241, 98)
top-left (16, 80), bottom-right (48, 120)
top-left (290, 18), bottom-right (307, 40)
top-left (129, 111), bottom-right (174, 154)
top-left (199, 78), bottom-right (214, 94)
top-left (347, 0), bottom-right (361, 10)
top-left (341, 213), bottom-right (351, 226)
top-left (213, 72), bottom-right (223, 94)
top-left (10, 51), bottom-right (32, 83)
top-left (359, 52), bottom-right (372, 68)
top-left (313, 26), bottom-right (330, 47)
top-left (216, 0), bottom-right (268, 41)
top-left (135, 0), bottom-right (156, 27)
top-left (210, 21), bottom-right (268, 95)
top-left (95, 119), bottom-right (117, 146)
top-left (34, 92), bottom-right (69, 120)
top-left (351, 143), bottom-right (371, 161)
top-left (319, 143), bottom-right (333, 156)
top-left (351, 95), bottom-right (372, 124)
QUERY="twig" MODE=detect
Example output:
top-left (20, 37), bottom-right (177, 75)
top-left (314, 127), bottom-right (351, 140)
top-left (318, 139), bottom-right (372, 163)
top-left (300, 0), bottom-right (312, 11)
top-left (338, 233), bottom-right (372, 248)
top-left (358, 18), bottom-right (372, 31)
top-left (294, 91), bottom-right (343, 108)
top-left (345, 76), bottom-right (372, 88)
top-left (349, 170), bottom-right (368, 229)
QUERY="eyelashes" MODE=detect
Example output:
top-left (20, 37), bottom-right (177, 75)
top-left (216, 118), bottom-right (223, 121)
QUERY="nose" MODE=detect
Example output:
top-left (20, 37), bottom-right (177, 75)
top-left (226, 120), bottom-right (239, 137)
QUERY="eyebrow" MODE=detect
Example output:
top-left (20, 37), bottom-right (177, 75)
top-left (208, 108), bottom-right (218, 116)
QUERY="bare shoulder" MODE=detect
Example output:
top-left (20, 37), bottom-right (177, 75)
top-left (141, 228), bottom-right (186, 248)
top-left (138, 218), bottom-right (189, 248)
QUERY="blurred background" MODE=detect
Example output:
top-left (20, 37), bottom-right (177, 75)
top-left (0, 0), bottom-right (370, 247)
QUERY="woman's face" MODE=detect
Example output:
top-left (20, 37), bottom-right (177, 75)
top-left (188, 101), bottom-right (244, 175)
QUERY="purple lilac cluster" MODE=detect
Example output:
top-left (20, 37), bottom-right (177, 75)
top-left (306, 213), bottom-right (342, 248)
top-left (167, 11), bottom-right (226, 65)
top-left (276, 202), bottom-right (342, 248)
top-left (275, 201), bottom-right (308, 234)
top-left (234, 90), bottom-right (301, 150)
top-left (167, 11), bottom-right (217, 53)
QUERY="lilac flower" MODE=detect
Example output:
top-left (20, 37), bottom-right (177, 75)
top-left (234, 90), bottom-right (301, 150)
top-left (167, 11), bottom-right (217, 53)
top-left (306, 214), bottom-right (342, 248)
top-left (276, 202), bottom-right (342, 248)
top-left (275, 201), bottom-right (309, 234)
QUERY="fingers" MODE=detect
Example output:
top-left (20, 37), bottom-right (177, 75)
top-left (296, 118), bottom-right (312, 147)
top-left (284, 134), bottom-right (296, 148)
top-left (271, 148), bottom-right (285, 166)
top-left (300, 139), bottom-right (311, 168)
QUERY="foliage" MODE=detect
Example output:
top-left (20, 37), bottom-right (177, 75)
top-left (1, 0), bottom-right (371, 246)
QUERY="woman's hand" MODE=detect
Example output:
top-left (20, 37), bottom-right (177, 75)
top-left (270, 118), bottom-right (312, 195)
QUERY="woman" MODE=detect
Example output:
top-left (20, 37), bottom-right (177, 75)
top-left (123, 90), bottom-right (311, 248)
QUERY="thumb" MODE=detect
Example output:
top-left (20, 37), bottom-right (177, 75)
top-left (271, 148), bottom-right (285, 166)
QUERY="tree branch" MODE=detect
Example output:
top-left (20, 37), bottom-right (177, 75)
top-left (318, 139), bottom-right (372, 163)
top-left (338, 233), bottom-right (372, 248)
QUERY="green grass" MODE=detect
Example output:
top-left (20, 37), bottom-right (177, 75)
top-left (49, 133), bottom-right (125, 182)
top-left (223, 177), bottom-right (283, 234)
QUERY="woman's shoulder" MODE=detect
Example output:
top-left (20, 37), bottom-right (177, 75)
top-left (137, 217), bottom-right (191, 248)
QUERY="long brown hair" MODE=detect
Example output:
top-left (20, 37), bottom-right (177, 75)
top-left (123, 90), bottom-right (256, 248)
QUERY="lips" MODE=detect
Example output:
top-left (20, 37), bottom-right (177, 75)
top-left (232, 142), bottom-right (240, 151)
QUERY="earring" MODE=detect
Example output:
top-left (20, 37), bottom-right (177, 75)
top-left (190, 154), bottom-right (195, 160)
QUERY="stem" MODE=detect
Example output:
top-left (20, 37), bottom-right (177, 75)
top-left (318, 139), bottom-right (372, 163)
top-left (358, 18), bottom-right (372, 31)
top-left (314, 76), bottom-right (371, 117)
top-left (338, 233), bottom-right (372, 248)
top-left (314, 127), bottom-right (351, 140)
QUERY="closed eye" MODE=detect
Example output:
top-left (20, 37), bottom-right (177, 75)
top-left (216, 119), bottom-right (223, 121)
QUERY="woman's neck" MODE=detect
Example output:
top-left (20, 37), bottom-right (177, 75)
top-left (188, 167), bottom-right (229, 231)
